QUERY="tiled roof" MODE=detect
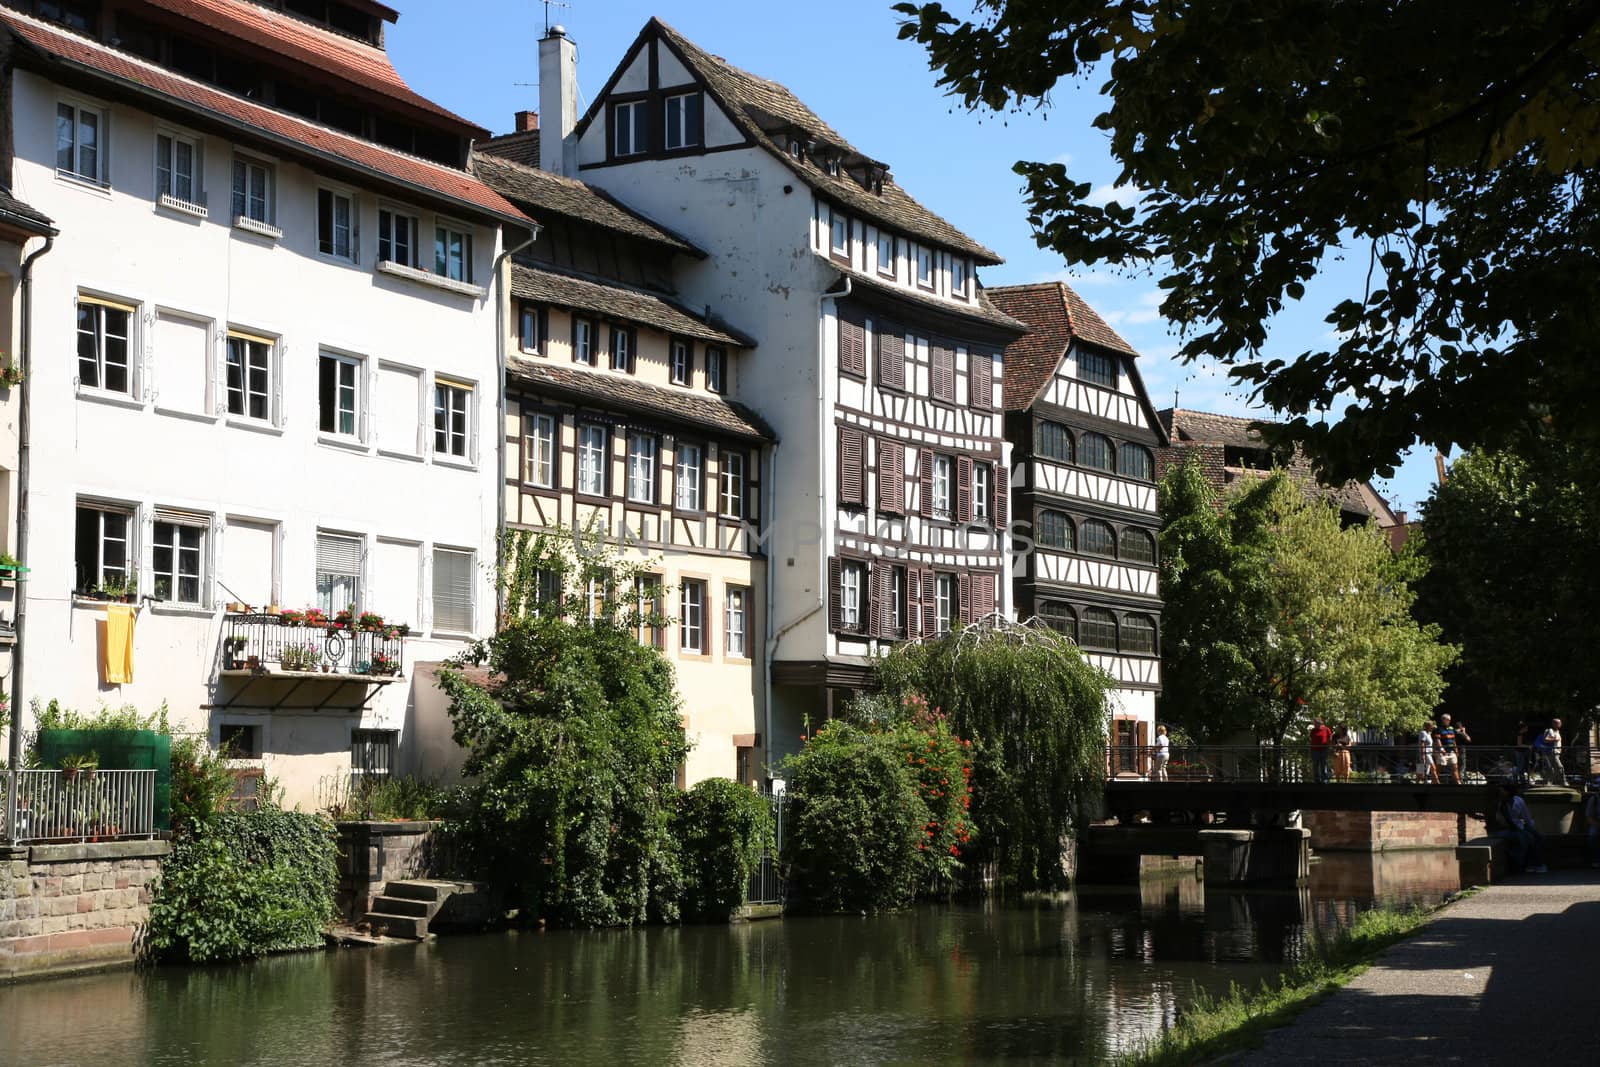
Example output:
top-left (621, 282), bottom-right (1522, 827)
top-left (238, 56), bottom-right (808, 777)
top-left (644, 18), bottom-right (1003, 265)
top-left (477, 128), bottom-right (541, 167)
top-left (473, 151), bottom-right (701, 255)
top-left (511, 262), bottom-right (751, 347)
top-left (139, 0), bottom-right (483, 133)
top-left (0, 11), bottom-right (527, 224)
top-left (0, 186), bottom-right (56, 235)
top-left (988, 282), bottom-right (1140, 409)
top-left (509, 358), bottom-right (775, 443)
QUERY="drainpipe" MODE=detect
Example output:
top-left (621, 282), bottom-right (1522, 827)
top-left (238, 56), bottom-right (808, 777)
top-left (491, 228), bottom-right (538, 629)
top-left (10, 234), bottom-right (55, 771)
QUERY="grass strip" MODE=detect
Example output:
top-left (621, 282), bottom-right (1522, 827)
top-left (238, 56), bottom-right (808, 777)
top-left (1113, 903), bottom-right (1440, 1066)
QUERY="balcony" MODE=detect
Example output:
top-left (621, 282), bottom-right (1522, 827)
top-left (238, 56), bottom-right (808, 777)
top-left (213, 612), bottom-right (407, 714)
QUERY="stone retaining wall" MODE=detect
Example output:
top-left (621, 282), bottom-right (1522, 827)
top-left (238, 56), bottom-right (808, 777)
top-left (1304, 810), bottom-right (1484, 851)
top-left (335, 821), bottom-right (448, 921)
top-left (0, 840), bottom-right (170, 981)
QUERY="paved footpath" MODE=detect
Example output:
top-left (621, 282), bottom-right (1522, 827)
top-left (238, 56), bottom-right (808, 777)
top-left (1230, 870), bottom-right (1600, 1064)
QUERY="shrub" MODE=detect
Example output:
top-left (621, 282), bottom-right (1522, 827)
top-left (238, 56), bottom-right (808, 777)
top-left (674, 778), bottom-right (773, 921)
top-left (782, 721), bottom-right (926, 913)
top-left (145, 810), bottom-right (338, 963)
top-left (168, 735), bottom-right (236, 838)
top-left (890, 697), bottom-right (978, 894)
top-left (321, 774), bottom-right (447, 822)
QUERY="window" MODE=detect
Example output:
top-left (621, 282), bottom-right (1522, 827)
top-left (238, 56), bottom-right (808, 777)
top-left (627, 431), bottom-right (658, 503)
top-left (585, 572), bottom-right (613, 622)
top-left (1118, 443), bottom-right (1155, 482)
top-left (435, 223), bottom-right (473, 282)
top-left (670, 339), bottom-right (692, 385)
top-left (534, 568), bottom-right (563, 613)
top-left (432, 548), bottom-right (474, 633)
top-left (222, 519), bottom-right (277, 609)
top-left (706, 347), bottom-right (726, 393)
top-left (916, 245), bottom-right (935, 288)
top-left (1123, 614), bottom-right (1158, 655)
top-left (1039, 601), bottom-right (1077, 640)
top-left (1078, 349), bottom-right (1118, 389)
top-left (351, 730), bottom-right (395, 777)
top-left (77, 297), bottom-right (133, 395)
top-left (931, 455), bottom-right (953, 519)
top-left (573, 319), bottom-right (596, 365)
top-left (577, 424), bottom-right (608, 496)
top-left (930, 345), bottom-right (955, 403)
top-left (1081, 519), bottom-right (1117, 557)
top-left (226, 333), bottom-right (272, 421)
top-left (316, 532), bottom-right (363, 615)
top-left (519, 305), bottom-right (544, 353)
top-left (434, 379), bottom-right (471, 458)
top-left (725, 587), bottom-right (748, 656)
top-left (318, 352), bottom-right (361, 437)
top-left (153, 311), bottom-right (209, 414)
top-left (830, 209), bottom-right (850, 258)
top-left (679, 580), bottom-right (706, 653)
top-left (1036, 420), bottom-right (1074, 462)
top-left (614, 99), bottom-right (648, 157)
top-left (632, 574), bottom-right (663, 648)
top-left (56, 102), bottom-right (103, 183)
top-left (840, 562), bottom-right (865, 631)
top-left (876, 231), bottom-right (896, 277)
top-left (1080, 432), bottom-right (1114, 472)
top-left (318, 189), bottom-right (355, 260)
top-left (155, 132), bottom-right (200, 204)
top-left (74, 504), bottom-right (131, 594)
top-left (526, 413), bottom-right (556, 488)
top-left (609, 326), bottom-right (632, 372)
top-left (378, 208), bottom-right (418, 266)
top-left (889, 567), bottom-right (907, 639)
top-left (1080, 608), bottom-right (1118, 651)
top-left (951, 257), bottom-right (969, 296)
top-left (664, 91), bottom-right (702, 150)
top-left (973, 463), bottom-right (991, 522)
top-left (935, 573), bottom-right (957, 634)
top-left (220, 724), bottom-right (263, 761)
top-left (152, 517), bottom-right (205, 605)
top-left (231, 157), bottom-right (272, 224)
top-left (675, 442), bottom-right (703, 510)
top-left (720, 450), bottom-right (746, 518)
top-left (40, 2), bottom-right (96, 32)
top-left (375, 363), bottom-right (421, 455)
top-left (1120, 527), bottom-right (1156, 565)
top-left (1037, 510), bottom-right (1074, 550)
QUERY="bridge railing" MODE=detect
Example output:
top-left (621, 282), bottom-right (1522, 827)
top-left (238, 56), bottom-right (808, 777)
top-left (1110, 743), bottom-right (1592, 785)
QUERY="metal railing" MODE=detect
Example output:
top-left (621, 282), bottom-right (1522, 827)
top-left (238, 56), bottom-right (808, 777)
top-left (222, 613), bottom-right (405, 677)
top-left (1108, 744), bottom-right (1594, 786)
top-left (2, 768), bottom-right (158, 845)
top-left (746, 790), bottom-right (787, 907)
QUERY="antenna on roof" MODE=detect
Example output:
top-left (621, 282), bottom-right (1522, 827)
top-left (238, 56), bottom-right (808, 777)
top-left (543, 0), bottom-right (570, 34)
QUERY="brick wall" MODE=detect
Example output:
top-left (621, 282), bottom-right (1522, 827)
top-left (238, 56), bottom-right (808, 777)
top-left (1305, 810), bottom-right (1484, 851)
top-left (1, 840), bottom-right (170, 980)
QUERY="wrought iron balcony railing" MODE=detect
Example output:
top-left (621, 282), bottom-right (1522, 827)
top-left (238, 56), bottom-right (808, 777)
top-left (221, 612), bottom-right (405, 679)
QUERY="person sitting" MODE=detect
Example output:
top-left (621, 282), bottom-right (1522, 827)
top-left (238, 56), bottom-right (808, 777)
top-left (1495, 781), bottom-right (1546, 874)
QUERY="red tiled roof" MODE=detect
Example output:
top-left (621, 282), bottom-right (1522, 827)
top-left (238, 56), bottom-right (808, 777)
top-left (138, 0), bottom-right (482, 133)
top-left (1, 11), bottom-right (526, 224)
top-left (988, 281), bottom-right (1141, 409)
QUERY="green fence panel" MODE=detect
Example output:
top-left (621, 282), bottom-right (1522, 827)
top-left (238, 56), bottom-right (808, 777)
top-left (36, 729), bottom-right (172, 831)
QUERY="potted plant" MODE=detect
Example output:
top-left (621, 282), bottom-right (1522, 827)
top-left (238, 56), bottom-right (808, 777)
top-left (357, 611), bottom-right (385, 632)
top-left (0, 551), bottom-right (24, 578)
top-left (0, 362), bottom-right (24, 387)
top-left (333, 606), bottom-right (354, 630)
top-left (302, 607), bottom-right (330, 629)
top-left (99, 575), bottom-right (138, 603)
top-left (369, 650), bottom-right (399, 677)
top-left (279, 608), bottom-right (305, 627)
top-left (59, 751), bottom-right (98, 782)
top-left (223, 635), bottom-right (249, 670)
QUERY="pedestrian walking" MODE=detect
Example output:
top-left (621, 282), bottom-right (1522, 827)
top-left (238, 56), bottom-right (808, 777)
top-left (1417, 722), bottom-right (1438, 784)
top-left (1454, 719), bottom-right (1473, 779)
top-left (1150, 724), bottom-right (1170, 782)
top-left (1333, 724), bottom-right (1354, 782)
top-left (1495, 780), bottom-right (1547, 873)
top-left (1540, 718), bottom-right (1565, 786)
top-left (1436, 714), bottom-right (1465, 785)
top-left (1309, 717), bottom-right (1332, 783)
top-left (1585, 780), bottom-right (1600, 869)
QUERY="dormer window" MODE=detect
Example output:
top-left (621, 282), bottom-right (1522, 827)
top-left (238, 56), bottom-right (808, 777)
top-left (829, 208), bottom-right (850, 259)
top-left (916, 245), bottom-right (935, 289)
top-left (664, 91), bottom-right (703, 151)
top-left (951, 258), bottom-right (969, 297)
top-left (824, 154), bottom-right (841, 177)
top-left (613, 99), bottom-right (649, 157)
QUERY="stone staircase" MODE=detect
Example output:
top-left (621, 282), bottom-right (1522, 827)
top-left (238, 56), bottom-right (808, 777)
top-left (364, 879), bottom-right (488, 940)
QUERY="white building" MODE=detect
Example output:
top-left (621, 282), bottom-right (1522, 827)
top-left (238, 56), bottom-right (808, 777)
top-left (0, 1), bottom-right (525, 804)
top-left (525, 18), bottom-right (1027, 771)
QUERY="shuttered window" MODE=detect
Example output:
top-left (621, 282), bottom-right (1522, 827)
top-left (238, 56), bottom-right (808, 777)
top-left (875, 320), bottom-right (905, 390)
top-left (931, 345), bottom-right (955, 402)
top-left (969, 350), bottom-right (993, 411)
top-left (878, 440), bottom-right (904, 515)
top-left (931, 456), bottom-right (954, 519)
top-left (370, 540), bottom-right (420, 629)
top-left (431, 547), bottom-right (474, 633)
top-left (838, 426), bottom-right (865, 506)
top-left (627, 431), bottom-right (658, 504)
top-left (316, 533), bottom-right (363, 615)
top-left (934, 573), bottom-right (957, 634)
top-left (154, 311), bottom-right (209, 415)
top-left (376, 363), bottom-right (421, 455)
top-left (838, 311), bottom-right (866, 379)
top-left (973, 463), bottom-right (991, 522)
top-left (222, 519), bottom-right (276, 608)
top-left (956, 456), bottom-right (974, 523)
top-left (995, 468), bottom-right (1009, 531)
top-left (971, 573), bottom-right (996, 622)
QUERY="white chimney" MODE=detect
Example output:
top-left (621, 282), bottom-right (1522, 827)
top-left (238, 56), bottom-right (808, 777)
top-left (539, 25), bottom-right (578, 175)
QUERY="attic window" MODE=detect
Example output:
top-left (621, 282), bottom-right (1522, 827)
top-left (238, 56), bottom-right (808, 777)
top-left (665, 92), bottom-right (703, 151)
top-left (824, 154), bottom-right (841, 177)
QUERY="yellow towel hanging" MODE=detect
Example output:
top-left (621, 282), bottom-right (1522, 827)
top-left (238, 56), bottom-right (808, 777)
top-left (103, 603), bottom-right (136, 684)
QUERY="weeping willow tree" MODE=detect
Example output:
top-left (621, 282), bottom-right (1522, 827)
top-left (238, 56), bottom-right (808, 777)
top-left (873, 618), bottom-right (1114, 891)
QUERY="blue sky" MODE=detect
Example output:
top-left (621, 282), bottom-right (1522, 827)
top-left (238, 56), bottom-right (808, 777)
top-left (392, 0), bottom-right (1436, 514)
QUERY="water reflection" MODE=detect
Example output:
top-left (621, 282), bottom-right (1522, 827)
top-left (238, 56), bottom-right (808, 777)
top-left (0, 850), bottom-right (1462, 1066)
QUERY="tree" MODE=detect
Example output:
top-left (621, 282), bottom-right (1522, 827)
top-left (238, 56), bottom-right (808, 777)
top-left (1159, 459), bottom-right (1456, 743)
top-left (897, 2), bottom-right (1600, 483)
top-left (1415, 438), bottom-right (1600, 739)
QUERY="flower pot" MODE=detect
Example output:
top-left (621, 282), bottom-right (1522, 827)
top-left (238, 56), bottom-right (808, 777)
top-left (321, 665), bottom-right (331, 674)
top-left (63, 768), bottom-right (80, 782)
top-left (247, 655), bottom-right (261, 671)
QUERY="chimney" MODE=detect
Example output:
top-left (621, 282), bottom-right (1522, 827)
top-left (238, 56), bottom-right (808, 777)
top-left (515, 110), bottom-right (539, 133)
top-left (539, 25), bottom-right (578, 175)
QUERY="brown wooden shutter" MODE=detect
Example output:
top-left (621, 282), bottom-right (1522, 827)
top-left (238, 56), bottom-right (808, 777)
top-left (994, 462), bottom-right (1009, 531)
top-left (958, 573), bottom-right (972, 624)
top-left (921, 570), bottom-right (937, 636)
top-left (918, 449), bottom-right (933, 517)
top-left (956, 456), bottom-right (974, 524)
top-left (838, 426), bottom-right (865, 506)
top-left (878, 440), bottom-right (903, 515)
top-left (904, 566), bottom-right (921, 639)
top-left (876, 320), bottom-right (905, 390)
top-left (969, 350), bottom-right (992, 410)
top-left (838, 310), bottom-right (866, 378)
top-left (827, 557), bottom-right (843, 633)
top-left (932, 345), bottom-right (954, 401)
top-left (975, 573), bottom-right (996, 621)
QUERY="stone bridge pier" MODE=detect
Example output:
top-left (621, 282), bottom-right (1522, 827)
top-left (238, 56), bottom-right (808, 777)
top-left (1077, 825), bottom-right (1312, 886)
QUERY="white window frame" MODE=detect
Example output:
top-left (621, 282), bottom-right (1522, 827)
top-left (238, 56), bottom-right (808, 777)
top-left (876, 231), bottom-right (896, 277)
top-left (316, 531), bottom-right (364, 616)
top-left (935, 573), bottom-right (956, 634)
top-left (573, 319), bottom-right (596, 365)
top-left (317, 186), bottom-right (357, 262)
top-left (431, 546), bottom-right (476, 635)
top-left (75, 501), bottom-right (134, 595)
top-left (526, 412), bottom-right (557, 488)
top-left (679, 579), bottom-right (706, 654)
top-left (76, 294), bottom-right (136, 397)
top-left (231, 155), bottom-right (274, 226)
top-left (225, 331), bottom-right (274, 423)
top-left (664, 91), bottom-right (701, 151)
top-left (56, 98), bottom-right (107, 185)
top-left (725, 587), bottom-right (748, 657)
top-left (830, 208), bottom-right (850, 257)
top-left (154, 129), bottom-right (203, 209)
top-left (577, 424), bottom-right (608, 496)
top-left (434, 219), bottom-right (474, 283)
top-left (706, 346), bottom-right (726, 394)
top-left (669, 339), bottom-right (691, 385)
top-left (840, 562), bottom-right (865, 631)
top-left (932, 455), bottom-right (953, 519)
top-left (433, 378), bottom-right (472, 460)
top-left (318, 350), bottom-right (363, 439)
top-left (610, 326), bottom-right (632, 372)
top-left (378, 205), bottom-right (420, 267)
top-left (951, 257), bottom-right (969, 297)
top-left (890, 567), bottom-right (907, 638)
top-left (633, 574), bottom-right (663, 648)
top-left (916, 245), bottom-right (935, 288)
top-left (675, 442), bottom-right (703, 511)
top-left (614, 99), bottom-right (648, 157)
top-left (151, 513), bottom-right (208, 606)
top-left (720, 450), bottom-right (745, 518)
top-left (973, 463), bottom-right (991, 522)
top-left (626, 430), bottom-right (658, 504)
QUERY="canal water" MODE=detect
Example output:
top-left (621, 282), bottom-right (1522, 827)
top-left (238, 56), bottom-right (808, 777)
top-left (0, 851), bottom-right (1461, 1066)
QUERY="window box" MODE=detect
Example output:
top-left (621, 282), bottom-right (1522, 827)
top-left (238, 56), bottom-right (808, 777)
top-left (232, 215), bottom-right (283, 240)
top-left (375, 259), bottom-right (486, 298)
top-left (157, 193), bottom-right (208, 219)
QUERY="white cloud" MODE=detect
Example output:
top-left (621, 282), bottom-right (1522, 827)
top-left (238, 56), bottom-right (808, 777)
top-left (1048, 152), bottom-right (1074, 168)
top-left (1084, 182), bottom-right (1146, 207)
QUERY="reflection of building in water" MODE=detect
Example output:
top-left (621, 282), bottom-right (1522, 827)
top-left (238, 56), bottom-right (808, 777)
top-left (1311, 849), bottom-right (1463, 913)
top-left (1139, 872), bottom-right (1206, 918)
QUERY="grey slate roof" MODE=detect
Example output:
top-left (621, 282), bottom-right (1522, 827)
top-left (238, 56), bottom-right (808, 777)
top-left (509, 357), bottom-right (775, 443)
top-left (0, 186), bottom-right (56, 235)
top-left (835, 265), bottom-right (1030, 337)
top-left (511, 262), bottom-right (752, 347)
top-left (473, 151), bottom-right (701, 255)
top-left (644, 18), bottom-right (1003, 265)
top-left (477, 128), bottom-right (540, 167)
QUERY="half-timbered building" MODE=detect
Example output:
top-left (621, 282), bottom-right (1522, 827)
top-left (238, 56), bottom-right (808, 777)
top-left (518, 18), bottom-right (1026, 772)
top-left (989, 283), bottom-right (1167, 770)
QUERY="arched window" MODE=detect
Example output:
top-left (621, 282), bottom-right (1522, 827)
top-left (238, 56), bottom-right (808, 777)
top-left (1118, 443), bottom-right (1154, 482)
top-left (1079, 432), bottom-right (1114, 471)
top-left (1036, 510), bottom-right (1074, 549)
top-left (1122, 614), bottom-right (1158, 655)
top-left (1039, 601), bottom-right (1076, 640)
top-left (1119, 527), bottom-right (1156, 564)
top-left (1081, 519), bottom-right (1117, 557)
top-left (1080, 608), bottom-right (1118, 650)
top-left (1036, 420), bottom-right (1073, 462)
